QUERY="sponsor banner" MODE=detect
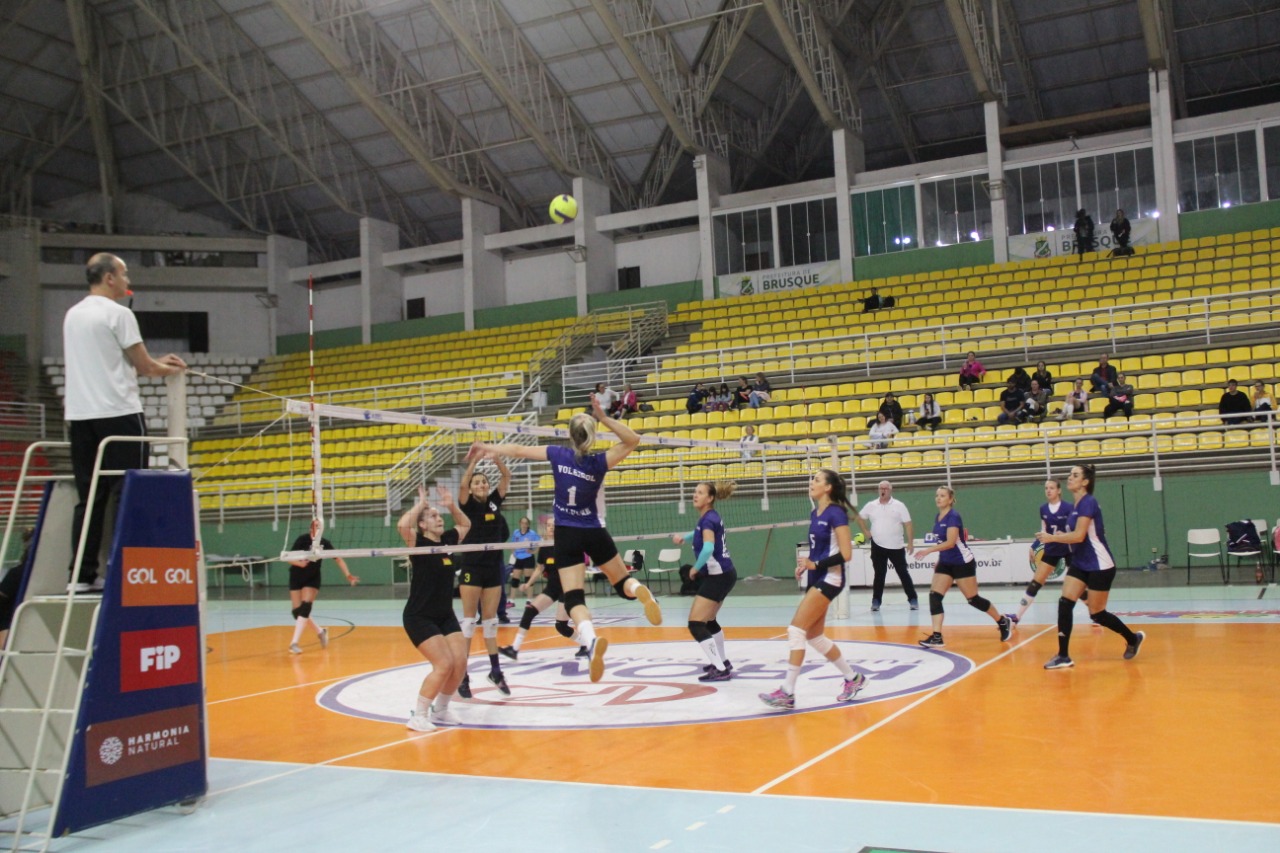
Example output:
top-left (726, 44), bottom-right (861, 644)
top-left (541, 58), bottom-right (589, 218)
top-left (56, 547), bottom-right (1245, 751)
top-left (317, 639), bottom-right (972, 729)
top-left (120, 627), bottom-right (199, 693)
top-left (121, 547), bottom-right (197, 607)
top-left (849, 539), bottom-right (1060, 587)
top-left (1008, 217), bottom-right (1159, 261)
top-left (720, 260), bottom-right (842, 297)
top-left (85, 705), bottom-right (202, 787)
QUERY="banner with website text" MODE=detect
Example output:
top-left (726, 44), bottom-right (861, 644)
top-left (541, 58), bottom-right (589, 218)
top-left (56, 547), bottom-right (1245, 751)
top-left (1007, 217), bottom-right (1159, 262)
top-left (718, 259), bottom-right (843, 298)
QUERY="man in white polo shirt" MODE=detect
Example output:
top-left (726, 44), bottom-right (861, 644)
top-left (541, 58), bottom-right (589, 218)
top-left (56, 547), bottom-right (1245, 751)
top-left (63, 253), bottom-right (186, 591)
top-left (855, 480), bottom-right (918, 611)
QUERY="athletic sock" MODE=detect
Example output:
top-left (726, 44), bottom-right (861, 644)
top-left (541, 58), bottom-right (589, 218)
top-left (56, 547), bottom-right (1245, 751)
top-left (1092, 610), bottom-right (1137, 643)
top-left (309, 617), bottom-right (324, 636)
top-left (291, 617), bottom-right (307, 645)
top-left (1057, 597), bottom-right (1074, 657)
top-left (416, 694), bottom-right (431, 715)
top-left (577, 619), bottom-right (597, 648)
top-left (830, 655), bottom-right (855, 679)
top-left (512, 628), bottom-right (528, 652)
top-left (712, 629), bottom-right (726, 662)
top-left (698, 638), bottom-right (725, 669)
top-left (434, 693), bottom-right (453, 712)
top-left (488, 653), bottom-right (500, 673)
top-left (783, 664), bottom-right (801, 694)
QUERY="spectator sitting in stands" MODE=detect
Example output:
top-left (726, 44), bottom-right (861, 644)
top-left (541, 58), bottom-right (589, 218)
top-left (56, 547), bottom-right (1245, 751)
top-left (1252, 380), bottom-right (1274, 424)
top-left (1022, 379), bottom-right (1049, 423)
top-left (710, 383), bottom-right (733, 412)
top-left (591, 382), bottom-right (618, 415)
top-left (1102, 373), bottom-right (1135, 418)
top-left (1058, 378), bottom-right (1088, 420)
top-left (749, 372), bottom-right (772, 408)
top-left (1218, 378), bottom-right (1252, 425)
top-left (958, 352), bottom-right (986, 391)
top-left (740, 424), bottom-right (759, 459)
top-left (617, 384), bottom-right (638, 418)
top-left (869, 391), bottom-right (904, 429)
top-left (917, 393), bottom-right (943, 431)
top-left (997, 378), bottom-right (1026, 425)
top-left (686, 382), bottom-right (709, 415)
top-left (1031, 360), bottom-right (1054, 394)
top-left (1008, 365), bottom-right (1032, 393)
top-left (1110, 209), bottom-right (1131, 248)
top-left (1089, 354), bottom-right (1117, 395)
top-left (865, 411), bottom-right (899, 450)
top-left (732, 376), bottom-right (752, 409)
top-left (863, 287), bottom-right (883, 312)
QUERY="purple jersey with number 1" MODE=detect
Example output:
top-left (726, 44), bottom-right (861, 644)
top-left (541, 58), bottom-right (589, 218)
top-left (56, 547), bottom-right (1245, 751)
top-left (546, 444), bottom-right (609, 529)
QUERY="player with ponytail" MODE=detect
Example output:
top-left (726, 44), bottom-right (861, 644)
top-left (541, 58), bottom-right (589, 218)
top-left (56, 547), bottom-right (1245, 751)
top-left (672, 480), bottom-right (737, 681)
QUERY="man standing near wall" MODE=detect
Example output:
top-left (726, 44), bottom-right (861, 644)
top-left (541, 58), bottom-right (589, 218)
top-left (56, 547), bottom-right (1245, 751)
top-left (63, 253), bottom-right (186, 591)
top-left (856, 480), bottom-right (918, 612)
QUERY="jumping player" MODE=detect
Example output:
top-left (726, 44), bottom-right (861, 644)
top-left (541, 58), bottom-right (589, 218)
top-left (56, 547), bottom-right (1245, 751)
top-left (759, 469), bottom-right (868, 710)
top-left (286, 518), bottom-right (359, 654)
top-left (672, 480), bottom-right (737, 681)
top-left (913, 486), bottom-right (1012, 648)
top-left (456, 453), bottom-right (512, 697)
top-left (397, 484), bottom-right (471, 731)
top-left (1007, 478), bottom-right (1086, 625)
top-left (498, 518), bottom-right (590, 661)
top-left (1039, 464), bottom-right (1145, 669)
top-left (466, 397), bottom-right (661, 683)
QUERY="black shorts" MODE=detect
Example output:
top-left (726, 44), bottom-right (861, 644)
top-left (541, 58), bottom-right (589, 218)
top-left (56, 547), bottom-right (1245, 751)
top-left (289, 565), bottom-right (321, 591)
top-left (459, 557), bottom-right (503, 589)
top-left (553, 525), bottom-right (619, 570)
top-left (541, 570), bottom-right (564, 602)
top-left (1039, 550), bottom-right (1069, 569)
top-left (1066, 565), bottom-right (1116, 592)
top-left (804, 569), bottom-right (844, 601)
top-left (403, 611), bottom-right (461, 647)
top-left (935, 559), bottom-right (977, 580)
top-left (513, 556), bottom-right (536, 570)
top-left (696, 571), bottom-right (737, 603)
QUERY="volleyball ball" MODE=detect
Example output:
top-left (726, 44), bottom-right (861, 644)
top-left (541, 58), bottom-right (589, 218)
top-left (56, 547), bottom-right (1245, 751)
top-left (549, 193), bottom-right (578, 224)
top-left (853, 532), bottom-right (866, 546)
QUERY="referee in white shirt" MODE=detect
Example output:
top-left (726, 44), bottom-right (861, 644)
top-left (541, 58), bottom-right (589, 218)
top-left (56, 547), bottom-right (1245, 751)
top-left (63, 253), bottom-right (186, 590)
top-left (856, 480), bottom-right (918, 611)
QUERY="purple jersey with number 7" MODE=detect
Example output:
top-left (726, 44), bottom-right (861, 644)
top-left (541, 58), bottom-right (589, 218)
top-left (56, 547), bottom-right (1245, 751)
top-left (546, 444), bottom-right (609, 529)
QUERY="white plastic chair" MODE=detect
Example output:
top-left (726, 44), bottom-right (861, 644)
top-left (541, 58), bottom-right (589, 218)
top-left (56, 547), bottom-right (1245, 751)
top-left (648, 548), bottom-right (683, 594)
top-left (1185, 528), bottom-right (1223, 584)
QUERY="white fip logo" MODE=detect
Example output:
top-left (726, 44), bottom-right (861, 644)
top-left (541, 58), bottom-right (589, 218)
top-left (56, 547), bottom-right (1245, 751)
top-left (99, 736), bottom-right (123, 765)
top-left (140, 645), bottom-right (181, 672)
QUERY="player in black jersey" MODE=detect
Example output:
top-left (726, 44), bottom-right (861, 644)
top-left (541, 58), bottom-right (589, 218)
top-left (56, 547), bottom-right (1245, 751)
top-left (498, 519), bottom-right (589, 661)
top-left (397, 484), bottom-right (472, 732)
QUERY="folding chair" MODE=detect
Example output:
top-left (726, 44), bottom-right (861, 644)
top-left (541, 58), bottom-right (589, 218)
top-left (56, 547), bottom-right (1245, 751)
top-left (648, 548), bottom-right (684, 595)
top-left (1185, 528), bottom-right (1224, 584)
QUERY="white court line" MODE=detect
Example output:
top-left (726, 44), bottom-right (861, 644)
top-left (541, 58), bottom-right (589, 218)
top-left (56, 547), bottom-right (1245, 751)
top-left (649, 841), bottom-right (671, 850)
top-left (686, 821), bottom-right (706, 831)
top-left (751, 626), bottom-right (1054, 795)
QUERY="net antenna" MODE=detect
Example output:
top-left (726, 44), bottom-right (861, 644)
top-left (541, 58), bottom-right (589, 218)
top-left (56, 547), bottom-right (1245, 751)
top-left (307, 274), bottom-right (324, 552)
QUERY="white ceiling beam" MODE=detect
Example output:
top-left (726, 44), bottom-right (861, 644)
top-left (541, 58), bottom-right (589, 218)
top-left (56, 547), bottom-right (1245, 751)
top-left (943, 0), bottom-right (1007, 104)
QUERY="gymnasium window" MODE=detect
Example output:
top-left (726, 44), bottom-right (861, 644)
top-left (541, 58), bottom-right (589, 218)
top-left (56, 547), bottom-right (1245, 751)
top-left (1077, 148), bottom-right (1156, 222)
top-left (713, 207), bottom-right (774, 275)
top-left (1262, 126), bottom-right (1280, 201)
top-left (921, 175), bottom-right (991, 247)
top-left (1175, 130), bottom-right (1261, 212)
top-left (850, 185), bottom-right (916, 256)
top-left (777, 197), bottom-right (839, 266)
top-left (1003, 160), bottom-right (1077, 235)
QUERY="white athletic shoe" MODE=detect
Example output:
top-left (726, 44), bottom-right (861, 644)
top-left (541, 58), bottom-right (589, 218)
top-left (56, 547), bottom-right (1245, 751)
top-left (318, 628), bottom-right (329, 649)
top-left (406, 713), bottom-right (436, 732)
top-left (588, 637), bottom-right (609, 683)
top-left (288, 643), bottom-right (303, 655)
top-left (429, 706), bottom-right (457, 726)
top-left (635, 585), bottom-right (662, 626)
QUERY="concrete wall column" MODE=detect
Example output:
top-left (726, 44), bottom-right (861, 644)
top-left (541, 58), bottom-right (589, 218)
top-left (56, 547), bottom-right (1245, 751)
top-left (832, 128), bottom-right (865, 283)
top-left (984, 100), bottom-right (1009, 264)
top-left (695, 153), bottom-right (731, 300)
top-left (359, 217), bottom-right (402, 344)
top-left (1149, 69), bottom-right (1181, 243)
top-left (462, 198), bottom-right (504, 331)
top-left (266, 235), bottom-right (310, 353)
top-left (571, 176), bottom-right (616, 317)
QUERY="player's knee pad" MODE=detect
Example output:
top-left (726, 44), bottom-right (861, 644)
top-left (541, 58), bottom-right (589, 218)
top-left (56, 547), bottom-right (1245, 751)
top-left (965, 594), bottom-right (991, 613)
top-left (808, 634), bottom-right (834, 655)
top-left (297, 601), bottom-right (312, 619)
top-left (1025, 580), bottom-right (1042, 597)
top-left (562, 588), bottom-right (586, 613)
top-left (482, 618), bottom-right (498, 639)
top-left (706, 619), bottom-right (722, 635)
top-left (519, 604), bottom-right (539, 631)
top-left (687, 620), bottom-right (711, 643)
top-left (554, 619), bottom-right (574, 639)
top-left (929, 591), bottom-right (944, 615)
top-left (290, 606), bottom-right (303, 620)
top-left (612, 578), bottom-right (636, 600)
top-left (786, 625), bottom-right (807, 652)
top-left (459, 616), bottom-right (476, 638)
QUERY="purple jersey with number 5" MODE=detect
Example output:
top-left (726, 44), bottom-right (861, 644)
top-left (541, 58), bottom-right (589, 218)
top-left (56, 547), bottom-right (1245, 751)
top-left (546, 444), bottom-right (609, 529)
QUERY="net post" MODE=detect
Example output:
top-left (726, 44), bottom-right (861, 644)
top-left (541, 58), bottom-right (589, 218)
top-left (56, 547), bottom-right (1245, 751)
top-left (759, 443), bottom-right (770, 513)
top-left (164, 373), bottom-right (188, 468)
top-left (677, 450), bottom-right (686, 515)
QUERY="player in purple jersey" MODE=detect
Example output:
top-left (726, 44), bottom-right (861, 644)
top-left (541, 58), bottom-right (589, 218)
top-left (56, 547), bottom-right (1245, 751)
top-left (1007, 479), bottom-right (1087, 626)
top-left (759, 469), bottom-right (868, 710)
top-left (672, 480), bottom-right (738, 682)
top-left (1038, 464), bottom-right (1145, 669)
top-left (498, 519), bottom-right (591, 662)
top-left (396, 484), bottom-right (471, 731)
top-left (466, 397), bottom-right (661, 683)
top-left (913, 486), bottom-right (1011, 649)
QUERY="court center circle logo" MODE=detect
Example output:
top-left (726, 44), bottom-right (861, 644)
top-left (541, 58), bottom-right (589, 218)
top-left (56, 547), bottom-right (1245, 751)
top-left (317, 640), bottom-right (972, 730)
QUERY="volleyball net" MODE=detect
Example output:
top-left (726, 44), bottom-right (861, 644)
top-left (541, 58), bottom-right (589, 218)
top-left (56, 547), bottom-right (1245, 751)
top-left (265, 399), bottom-right (848, 574)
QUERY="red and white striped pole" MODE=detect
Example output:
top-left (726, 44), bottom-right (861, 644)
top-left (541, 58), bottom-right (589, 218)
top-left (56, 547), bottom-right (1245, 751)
top-left (308, 274), bottom-right (324, 550)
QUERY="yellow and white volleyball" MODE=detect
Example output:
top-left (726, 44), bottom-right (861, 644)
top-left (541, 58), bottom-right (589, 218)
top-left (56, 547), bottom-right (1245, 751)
top-left (548, 193), bottom-right (578, 224)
